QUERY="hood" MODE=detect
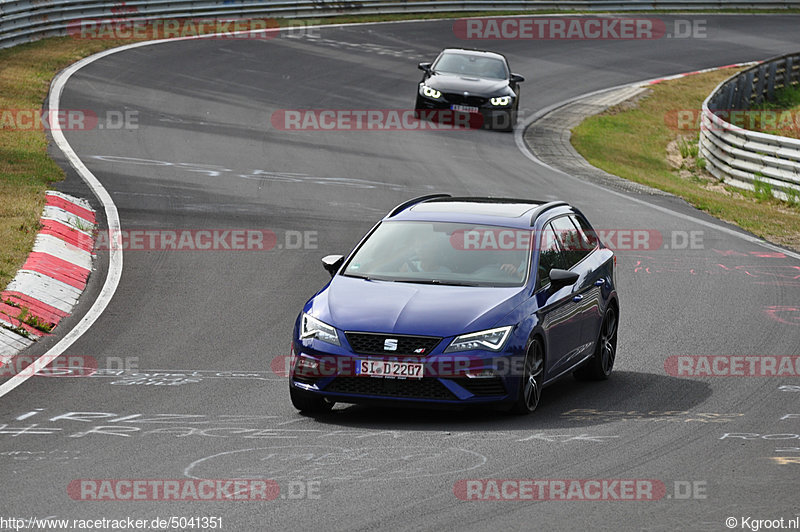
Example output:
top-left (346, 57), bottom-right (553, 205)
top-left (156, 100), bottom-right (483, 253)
top-left (308, 275), bottom-right (525, 338)
top-left (424, 73), bottom-right (510, 96)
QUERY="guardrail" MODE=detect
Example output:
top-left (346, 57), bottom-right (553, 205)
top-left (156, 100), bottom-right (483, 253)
top-left (700, 52), bottom-right (800, 201)
top-left (2, 0), bottom-right (800, 50)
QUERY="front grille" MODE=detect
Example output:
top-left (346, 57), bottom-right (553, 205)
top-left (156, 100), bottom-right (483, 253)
top-left (443, 93), bottom-right (488, 107)
top-left (452, 377), bottom-right (507, 397)
top-left (344, 332), bottom-right (441, 356)
top-left (324, 377), bottom-right (455, 400)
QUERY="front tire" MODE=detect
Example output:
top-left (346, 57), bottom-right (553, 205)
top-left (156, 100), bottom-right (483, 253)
top-left (574, 306), bottom-right (618, 381)
top-left (290, 385), bottom-right (334, 414)
top-left (512, 339), bottom-right (544, 414)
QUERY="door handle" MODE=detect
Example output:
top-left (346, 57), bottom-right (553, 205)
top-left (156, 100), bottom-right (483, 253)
top-left (594, 279), bottom-right (605, 286)
top-left (572, 294), bottom-right (583, 302)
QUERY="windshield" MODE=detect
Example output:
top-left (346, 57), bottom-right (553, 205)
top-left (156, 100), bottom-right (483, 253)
top-left (433, 53), bottom-right (508, 80)
top-left (342, 221), bottom-right (531, 287)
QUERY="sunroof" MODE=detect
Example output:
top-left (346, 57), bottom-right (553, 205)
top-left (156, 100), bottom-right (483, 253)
top-left (411, 199), bottom-right (542, 217)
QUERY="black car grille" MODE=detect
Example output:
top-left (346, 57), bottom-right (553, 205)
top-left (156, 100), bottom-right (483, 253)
top-left (442, 93), bottom-right (489, 107)
top-left (324, 377), bottom-right (456, 400)
top-left (452, 377), bottom-right (507, 397)
top-left (344, 332), bottom-right (441, 356)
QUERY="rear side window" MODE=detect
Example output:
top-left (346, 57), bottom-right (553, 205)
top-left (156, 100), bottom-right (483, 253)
top-left (536, 223), bottom-right (566, 291)
top-left (571, 214), bottom-right (600, 250)
top-left (550, 216), bottom-right (591, 269)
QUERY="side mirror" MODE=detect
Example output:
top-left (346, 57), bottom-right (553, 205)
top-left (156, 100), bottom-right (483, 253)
top-left (418, 62), bottom-right (432, 73)
top-left (510, 73), bottom-right (525, 83)
top-left (321, 255), bottom-right (344, 277)
top-left (549, 268), bottom-right (579, 291)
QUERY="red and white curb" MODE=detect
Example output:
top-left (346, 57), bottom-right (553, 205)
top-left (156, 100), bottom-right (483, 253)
top-left (646, 61), bottom-right (760, 85)
top-left (0, 191), bottom-right (96, 361)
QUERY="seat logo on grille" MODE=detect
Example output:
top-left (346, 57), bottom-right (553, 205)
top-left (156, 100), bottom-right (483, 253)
top-left (384, 339), bottom-right (398, 351)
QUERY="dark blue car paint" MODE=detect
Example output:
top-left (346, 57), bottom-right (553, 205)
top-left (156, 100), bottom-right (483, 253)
top-left (290, 200), bottom-right (618, 409)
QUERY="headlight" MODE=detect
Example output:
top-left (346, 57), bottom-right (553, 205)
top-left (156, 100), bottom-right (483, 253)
top-left (421, 85), bottom-right (442, 99)
top-left (490, 96), bottom-right (511, 106)
top-left (444, 326), bottom-right (513, 353)
top-left (300, 313), bottom-right (340, 346)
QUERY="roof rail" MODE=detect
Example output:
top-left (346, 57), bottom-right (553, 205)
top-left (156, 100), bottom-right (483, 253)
top-left (387, 193), bottom-right (452, 217)
top-left (529, 201), bottom-right (569, 226)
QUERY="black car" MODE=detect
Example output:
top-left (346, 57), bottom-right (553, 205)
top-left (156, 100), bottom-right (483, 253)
top-left (414, 48), bottom-right (524, 131)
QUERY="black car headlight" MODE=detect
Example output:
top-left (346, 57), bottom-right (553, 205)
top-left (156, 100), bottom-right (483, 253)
top-left (444, 326), bottom-right (513, 353)
top-left (490, 96), bottom-right (512, 106)
top-left (300, 313), bottom-right (340, 346)
top-left (420, 84), bottom-right (442, 99)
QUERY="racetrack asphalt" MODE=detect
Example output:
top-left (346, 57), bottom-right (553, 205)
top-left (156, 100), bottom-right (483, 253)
top-left (2, 14), bottom-right (800, 531)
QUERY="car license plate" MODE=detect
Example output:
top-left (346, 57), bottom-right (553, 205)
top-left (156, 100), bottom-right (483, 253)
top-left (356, 360), bottom-right (424, 379)
top-left (451, 104), bottom-right (479, 113)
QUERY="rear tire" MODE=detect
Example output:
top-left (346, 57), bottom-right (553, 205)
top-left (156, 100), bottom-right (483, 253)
top-left (511, 339), bottom-right (544, 415)
top-left (290, 385), bottom-right (334, 414)
top-left (574, 306), bottom-right (618, 381)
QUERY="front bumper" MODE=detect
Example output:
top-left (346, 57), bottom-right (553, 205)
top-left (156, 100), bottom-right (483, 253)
top-left (415, 94), bottom-right (515, 130)
top-left (289, 339), bottom-right (522, 408)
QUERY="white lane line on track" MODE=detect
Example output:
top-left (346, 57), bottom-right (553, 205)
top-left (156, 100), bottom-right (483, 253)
top-left (513, 75), bottom-right (800, 263)
top-left (0, 18), bottom-right (466, 400)
top-left (0, 46), bottom-right (137, 398)
top-left (1, 21), bottom-right (795, 401)
top-left (0, 25), bottom-right (335, 399)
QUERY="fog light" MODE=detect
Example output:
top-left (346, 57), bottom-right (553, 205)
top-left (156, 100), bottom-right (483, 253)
top-left (466, 370), bottom-right (496, 379)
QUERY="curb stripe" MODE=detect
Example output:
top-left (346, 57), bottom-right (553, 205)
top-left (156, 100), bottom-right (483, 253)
top-left (39, 219), bottom-right (94, 252)
top-left (22, 252), bottom-right (90, 290)
top-left (0, 327), bottom-right (35, 357)
top-left (5, 271), bottom-right (83, 314)
top-left (646, 61), bottom-right (759, 85)
top-left (0, 312), bottom-right (46, 339)
top-left (45, 193), bottom-right (96, 223)
top-left (41, 205), bottom-right (95, 234)
top-left (0, 37), bottom-right (124, 398)
top-left (2, 290), bottom-right (70, 327)
top-left (32, 233), bottom-right (93, 270)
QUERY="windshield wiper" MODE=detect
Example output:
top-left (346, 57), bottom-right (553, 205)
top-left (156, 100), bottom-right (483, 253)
top-left (392, 278), bottom-right (479, 287)
top-left (342, 273), bottom-right (374, 281)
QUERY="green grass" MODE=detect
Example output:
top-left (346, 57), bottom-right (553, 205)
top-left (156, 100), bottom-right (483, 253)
top-left (743, 84), bottom-right (800, 139)
top-left (571, 69), bottom-right (800, 251)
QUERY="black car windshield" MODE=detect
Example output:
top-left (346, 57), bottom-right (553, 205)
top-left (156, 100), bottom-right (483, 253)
top-left (343, 221), bottom-right (531, 287)
top-left (433, 53), bottom-right (508, 80)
